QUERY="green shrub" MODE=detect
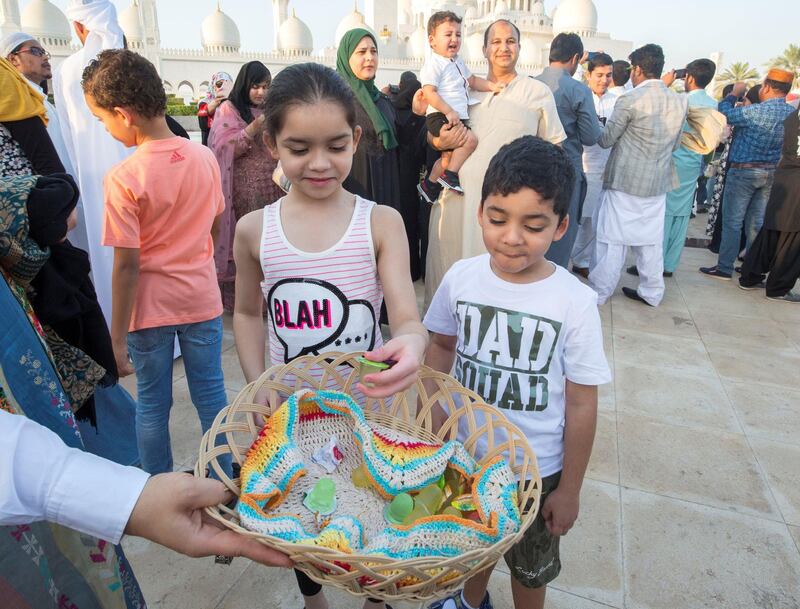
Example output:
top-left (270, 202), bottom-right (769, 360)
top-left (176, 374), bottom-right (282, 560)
top-left (166, 103), bottom-right (199, 116)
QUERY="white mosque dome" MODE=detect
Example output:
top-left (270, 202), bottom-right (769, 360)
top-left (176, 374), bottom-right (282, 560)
top-left (335, 5), bottom-right (376, 48)
top-left (408, 25), bottom-right (428, 59)
top-left (278, 10), bottom-right (312, 55)
top-left (552, 0), bottom-right (597, 34)
top-left (20, 0), bottom-right (70, 45)
top-left (201, 5), bottom-right (240, 52)
top-left (119, 1), bottom-right (143, 42)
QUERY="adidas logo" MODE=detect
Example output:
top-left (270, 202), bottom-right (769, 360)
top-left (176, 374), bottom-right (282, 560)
top-left (169, 150), bottom-right (185, 164)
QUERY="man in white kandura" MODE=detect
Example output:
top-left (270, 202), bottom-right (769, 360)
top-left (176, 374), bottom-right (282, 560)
top-left (53, 0), bottom-right (131, 321)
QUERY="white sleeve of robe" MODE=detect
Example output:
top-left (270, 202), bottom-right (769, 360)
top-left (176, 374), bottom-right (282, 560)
top-left (0, 410), bottom-right (149, 543)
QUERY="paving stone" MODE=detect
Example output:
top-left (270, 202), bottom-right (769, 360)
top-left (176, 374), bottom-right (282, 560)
top-left (622, 489), bottom-right (800, 609)
top-left (618, 413), bottom-right (778, 518)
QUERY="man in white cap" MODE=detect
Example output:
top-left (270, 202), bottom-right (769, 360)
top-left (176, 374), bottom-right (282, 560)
top-left (1, 31), bottom-right (88, 249)
top-left (52, 0), bottom-right (130, 322)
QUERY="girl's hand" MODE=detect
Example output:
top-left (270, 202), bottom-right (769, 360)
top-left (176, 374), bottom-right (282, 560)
top-left (357, 334), bottom-right (427, 398)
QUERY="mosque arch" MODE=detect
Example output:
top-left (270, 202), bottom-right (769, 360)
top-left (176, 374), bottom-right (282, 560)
top-left (177, 80), bottom-right (195, 99)
top-left (199, 81), bottom-right (210, 97)
top-left (163, 80), bottom-right (174, 94)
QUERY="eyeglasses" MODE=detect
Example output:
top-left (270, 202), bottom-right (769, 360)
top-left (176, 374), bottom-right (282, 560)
top-left (13, 47), bottom-right (50, 59)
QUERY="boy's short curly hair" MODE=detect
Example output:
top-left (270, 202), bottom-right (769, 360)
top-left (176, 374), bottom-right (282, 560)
top-left (481, 136), bottom-right (575, 220)
top-left (81, 49), bottom-right (166, 118)
top-left (427, 11), bottom-right (462, 37)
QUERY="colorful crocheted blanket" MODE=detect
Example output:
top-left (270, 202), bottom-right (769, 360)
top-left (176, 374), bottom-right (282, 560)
top-left (238, 389), bottom-right (521, 561)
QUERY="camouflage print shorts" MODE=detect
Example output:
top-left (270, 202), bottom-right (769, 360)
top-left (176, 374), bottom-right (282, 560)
top-left (503, 471), bottom-right (562, 588)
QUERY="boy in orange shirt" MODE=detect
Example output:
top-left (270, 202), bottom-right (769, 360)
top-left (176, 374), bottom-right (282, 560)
top-left (83, 49), bottom-right (230, 476)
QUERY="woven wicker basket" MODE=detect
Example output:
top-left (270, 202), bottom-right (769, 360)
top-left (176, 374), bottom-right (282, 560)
top-left (196, 352), bottom-right (541, 603)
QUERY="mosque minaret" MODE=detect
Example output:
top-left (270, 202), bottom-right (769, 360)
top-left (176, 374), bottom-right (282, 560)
top-left (3, 0), bottom-right (631, 97)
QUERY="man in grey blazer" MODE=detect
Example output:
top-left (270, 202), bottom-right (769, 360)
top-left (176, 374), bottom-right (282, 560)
top-left (589, 44), bottom-right (688, 306)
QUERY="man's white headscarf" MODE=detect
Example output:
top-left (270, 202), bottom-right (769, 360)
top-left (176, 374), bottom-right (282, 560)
top-left (0, 32), bottom-right (35, 58)
top-left (53, 0), bottom-right (129, 322)
top-left (65, 0), bottom-right (125, 60)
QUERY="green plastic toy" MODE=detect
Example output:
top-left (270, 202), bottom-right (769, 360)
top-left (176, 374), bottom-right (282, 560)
top-left (303, 478), bottom-right (337, 515)
top-left (384, 492), bottom-right (414, 525)
top-left (356, 356), bottom-right (396, 387)
top-left (415, 484), bottom-right (445, 514)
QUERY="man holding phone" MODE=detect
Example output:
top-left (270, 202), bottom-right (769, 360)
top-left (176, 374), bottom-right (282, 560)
top-left (628, 59), bottom-right (718, 278)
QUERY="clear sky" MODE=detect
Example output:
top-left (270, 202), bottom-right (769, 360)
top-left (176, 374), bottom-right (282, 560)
top-left (38, 0), bottom-right (798, 76)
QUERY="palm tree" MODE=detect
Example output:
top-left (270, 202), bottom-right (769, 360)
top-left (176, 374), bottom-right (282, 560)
top-left (715, 62), bottom-right (760, 97)
top-left (767, 44), bottom-right (800, 90)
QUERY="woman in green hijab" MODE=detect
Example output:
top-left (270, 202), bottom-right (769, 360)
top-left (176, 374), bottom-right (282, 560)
top-left (336, 28), bottom-right (428, 279)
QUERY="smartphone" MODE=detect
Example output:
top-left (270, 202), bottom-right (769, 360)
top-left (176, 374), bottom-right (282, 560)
top-left (587, 51), bottom-right (600, 62)
top-left (674, 69), bottom-right (687, 79)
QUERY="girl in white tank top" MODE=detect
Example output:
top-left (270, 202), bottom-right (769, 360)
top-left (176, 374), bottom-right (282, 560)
top-left (259, 195), bottom-right (384, 365)
top-left (232, 63), bottom-right (427, 403)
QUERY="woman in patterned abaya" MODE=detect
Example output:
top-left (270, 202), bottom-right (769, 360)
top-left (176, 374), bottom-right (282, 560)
top-left (209, 61), bottom-right (283, 311)
top-left (0, 173), bottom-right (146, 609)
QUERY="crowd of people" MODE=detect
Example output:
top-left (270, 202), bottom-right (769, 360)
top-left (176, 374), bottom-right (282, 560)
top-left (1, 2), bottom-right (798, 609)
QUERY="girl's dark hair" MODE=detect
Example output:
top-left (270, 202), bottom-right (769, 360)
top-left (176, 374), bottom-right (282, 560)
top-left (262, 63), bottom-right (357, 139)
top-left (228, 61), bottom-right (271, 123)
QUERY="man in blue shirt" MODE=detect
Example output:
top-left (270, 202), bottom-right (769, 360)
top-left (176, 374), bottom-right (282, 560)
top-left (700, 67), bottom-right (796, 280)
top-left (535, 32), bottom-right (601, 268)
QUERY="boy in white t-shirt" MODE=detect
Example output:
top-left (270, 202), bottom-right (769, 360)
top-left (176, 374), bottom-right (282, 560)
top-left (420, 11), bottom-right (502, 195)
top-left (424, 136), bottom-right (612, 609)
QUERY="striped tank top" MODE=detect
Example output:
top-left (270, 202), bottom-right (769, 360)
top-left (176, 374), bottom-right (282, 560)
top-left (260, 196), bottom-right (384, 366)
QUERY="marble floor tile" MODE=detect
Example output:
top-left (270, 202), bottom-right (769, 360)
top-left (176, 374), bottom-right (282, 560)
top-left (611, 297), bottom-right (699, 340)
top-left (168, 379), bottom-right (237, 471)
top-left (681, 284), bottom-right (768, 318)
top-left (790, 525), bottom-right (800, 552)
top-left (546, 587), bottom-right (622, 609)
top-left (765, 298), bottom-right (800, 324)
top-left (690, 310), bottom-right (794, 349)
top-left (122, 536), bottom-right (251, 609)
top-left (557, 480), bottom-right (623, 608)
top-left (784, 323), bottom-right (800, 352)
top-left (750, 437), bottom-right (800, 526)
top-left (221, 344), bottom-right (249, 391)
top-left (617, 413), bottom-right (778, 518)
top-left (705, 342), bottom-right (800, 389)
top-left (216, 561), bottom-right (445, 609)
top-left (622, 489), bottom-right (800, 609)
top-left (586, 412), bottom-right (619, 485)
top-left (614, 366), bottom-right (741, 433)
top-left (598, 379), bottom-right (615, 413)
top-left (612, 328), bottom-right (715, 376)
top-left (724, 380), bottom-right (800, 444)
